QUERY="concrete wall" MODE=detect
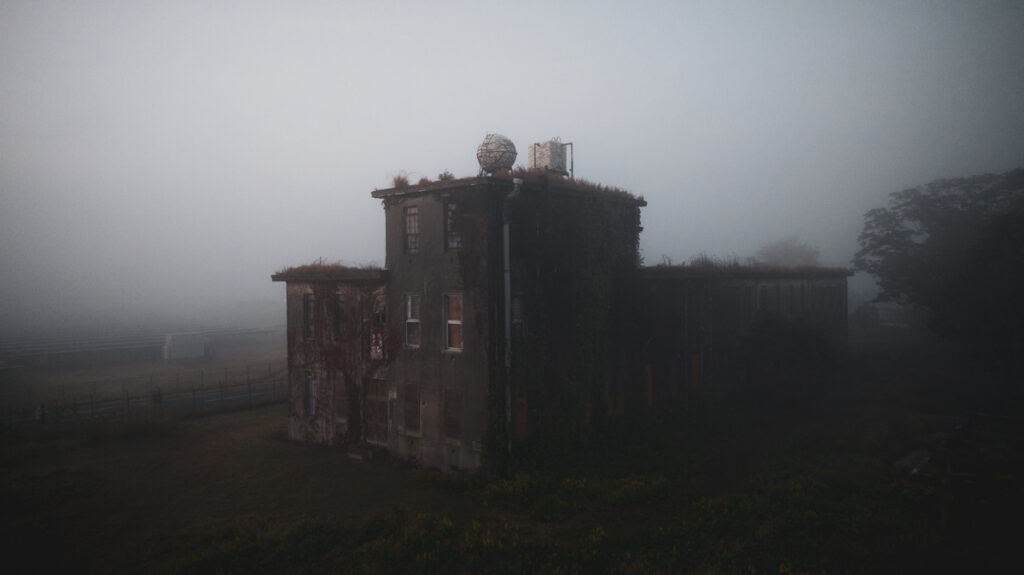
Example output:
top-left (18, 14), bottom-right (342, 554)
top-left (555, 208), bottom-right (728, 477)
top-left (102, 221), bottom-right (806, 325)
top-left (641, 270), bottom-right (850, 406)
top-left (381, 182), bottom-right (502, 470)
top-left (284, 280), bottom-right (386, 446)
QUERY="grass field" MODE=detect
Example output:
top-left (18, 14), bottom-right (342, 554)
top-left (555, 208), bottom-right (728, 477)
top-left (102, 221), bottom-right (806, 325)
top-left (2, 343), bottom-right (1021, 574)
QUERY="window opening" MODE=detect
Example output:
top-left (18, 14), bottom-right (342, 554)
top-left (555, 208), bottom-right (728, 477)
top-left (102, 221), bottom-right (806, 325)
top-left (443, 388), bottom-right (462, 438)
top-left (304, 369), bottom-right (317, 414)
top-left (444, 294), bottom-right (463, 350)
top-left (404, 205), bottom-right (420, 254)
top-left (332, 293), bottom-right (344, 341)
top-left (445, 202), bottom-right (462, 250)
top-left (405, 293), bottom-right (421, 347)
top-left (404, 383), bottom-right (420, 433)
top-left (303, 293), bottom-right (315, 339)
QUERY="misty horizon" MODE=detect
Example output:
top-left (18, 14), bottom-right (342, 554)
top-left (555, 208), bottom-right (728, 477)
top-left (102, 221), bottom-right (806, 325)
top-left (3, 1), bottom-right (1022, 337)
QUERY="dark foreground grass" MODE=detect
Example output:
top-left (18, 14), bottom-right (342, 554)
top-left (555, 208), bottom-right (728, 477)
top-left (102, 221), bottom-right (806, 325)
top-left (3, 344), bottom-right (1021, 574)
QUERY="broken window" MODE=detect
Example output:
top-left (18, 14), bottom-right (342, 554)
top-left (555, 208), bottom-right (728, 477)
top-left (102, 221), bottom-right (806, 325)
top-left (332, 292), bottom-right (344, 341)
top-left (405, 293), bottom-right (421, 348)
top-left (404, 383), bottom-right (420, 434)
top-left (404, 205), bottom-right (420, 254)
top-left (445, 202), bottom-right (461, 251)
top-left (302, 293), bottom-right (315, 339)
top-left (304, 369), bottom-right (317, 414)
top-left (444, 293), bottom-right (463, 350)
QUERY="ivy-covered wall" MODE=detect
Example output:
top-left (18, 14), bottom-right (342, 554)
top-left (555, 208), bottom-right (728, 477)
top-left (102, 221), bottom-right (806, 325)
top-left (276, 275), bottom-right (387, 447)
top-left (504, 175), bottom-right (645, 468)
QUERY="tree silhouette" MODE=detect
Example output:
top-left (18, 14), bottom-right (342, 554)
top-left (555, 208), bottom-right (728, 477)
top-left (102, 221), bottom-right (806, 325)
top-left (853, 168), bottom-right (1024, 310)
top-left (853, 168), bottom-right (1024, 356)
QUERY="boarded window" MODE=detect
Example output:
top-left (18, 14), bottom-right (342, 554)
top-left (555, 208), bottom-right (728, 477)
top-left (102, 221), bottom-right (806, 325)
top-left (304, 369), bottom-right (317, 414)
top-left (303, 293), bottom-right (315, 339)
top-left (445, 202), bottom-right (462, 250)
top-left (404, 205), bottom-right (420, 254)
top-left (405, 293), bottom-right (421, 347)
top-left (443, 388), bottom-right (462, 438)
top-left (332, 293), bottom-right (344, 341)
top-left (444, 293), bottom-right (463, 350)
top-left (404, 383), bottom-right (420, 433)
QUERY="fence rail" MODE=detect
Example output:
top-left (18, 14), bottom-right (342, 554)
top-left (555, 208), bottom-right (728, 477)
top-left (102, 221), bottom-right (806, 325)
top-left (3, 362), bottom-right (288, 430)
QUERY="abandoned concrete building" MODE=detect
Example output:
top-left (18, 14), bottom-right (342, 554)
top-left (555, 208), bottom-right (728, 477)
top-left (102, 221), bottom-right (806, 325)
top-left (272, 135), bottom-right (850, 471)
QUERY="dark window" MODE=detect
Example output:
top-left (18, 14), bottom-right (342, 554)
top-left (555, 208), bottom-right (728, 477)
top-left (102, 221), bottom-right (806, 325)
top-left (444, 293), bottom-right (463, 350)
top-left (443, 388), bottom-right (462, 438)
top-left (405, 293), bottom-right (421, 347)
top-left (404, 383), bottom-right (420, 433)
top-left (302, 293), bottom-right (315, 338)
top-left (304, 369), bottom-right (317, 414)
top-left (371, 293), bottom-right (386, 360)
top-left (445, 202), bottom-right (461, 250)
top-left (332, 293), bottom-right (344, 341)
top-left (404, 206), bottom-right (419, 254)
top-left (365, 378), bottom-right (388, 446)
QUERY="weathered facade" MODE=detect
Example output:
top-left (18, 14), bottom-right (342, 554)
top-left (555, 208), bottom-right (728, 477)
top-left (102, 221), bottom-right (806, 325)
top-left (641, 266), bottom-right (850, 405)
top-left (271, 267), bottom-right (387, 446)
top-left (372, 175), bottom-right (645, 470)
top-left (273, 169), bottom-right (850, 471)
top-left (274, 173), bottom-right (645, 470)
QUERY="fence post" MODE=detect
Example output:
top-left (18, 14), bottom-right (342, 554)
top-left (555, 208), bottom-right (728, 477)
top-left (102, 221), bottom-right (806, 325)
top-left (220, 367), bottom-right (226, 407)
top-left (247, 365), bottom-right (252, 409)
top-left (199, 370), bottom-right (205, 413)
top-left (124, 387), bottom-right (130, 418)
top-left (192, 383), bottom-right (197, 413)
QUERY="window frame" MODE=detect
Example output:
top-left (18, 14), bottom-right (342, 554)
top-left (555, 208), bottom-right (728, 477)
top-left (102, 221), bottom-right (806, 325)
top-left (404, 293), bottom-right (421, 348)
top-left (403, 205), bottom-right (420, 254)
top-left (444, 201), bottom-right (461, 251)
top-left (443, 293), bottom-right (463, 351)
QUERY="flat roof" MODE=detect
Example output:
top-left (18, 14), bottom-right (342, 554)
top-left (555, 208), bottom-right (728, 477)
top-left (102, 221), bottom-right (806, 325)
top-left (370, 172), bottom-right (646, 206)
top-left (641, 265), bottom-right (852, 280)
top-left (271, 265), bottom-right (387, 283)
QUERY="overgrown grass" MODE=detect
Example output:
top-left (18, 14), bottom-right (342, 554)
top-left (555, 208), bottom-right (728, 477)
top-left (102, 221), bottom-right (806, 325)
top-left (3, 344), bottom-right (1020, 574)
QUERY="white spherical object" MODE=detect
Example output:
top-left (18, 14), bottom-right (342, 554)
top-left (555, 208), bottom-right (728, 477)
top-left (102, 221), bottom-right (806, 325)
top-left (476, 133), bottom-right (517, 173)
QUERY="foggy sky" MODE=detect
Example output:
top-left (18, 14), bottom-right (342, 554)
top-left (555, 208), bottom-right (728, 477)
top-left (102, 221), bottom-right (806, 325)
top-left (2, 1), bottom-right (1023, 334)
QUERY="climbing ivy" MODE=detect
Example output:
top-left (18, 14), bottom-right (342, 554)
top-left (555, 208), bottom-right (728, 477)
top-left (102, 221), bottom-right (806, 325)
top-left (496, 174), bottom-right (644, 470)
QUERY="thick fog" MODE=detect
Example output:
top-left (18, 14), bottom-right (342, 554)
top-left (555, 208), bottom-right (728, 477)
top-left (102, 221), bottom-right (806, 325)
top-left (2, 1), bottom-right (1022, 336)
